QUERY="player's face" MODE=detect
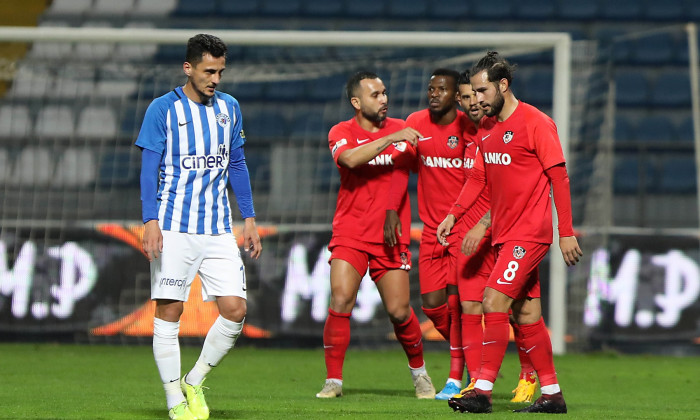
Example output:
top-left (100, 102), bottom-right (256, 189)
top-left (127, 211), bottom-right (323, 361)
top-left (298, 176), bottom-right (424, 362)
top-left (458, 83), bottom-right (484, 124)
top-left (355, 78), bottom-right (388, 123)
top-left (183, 53), bottom-right (226, 103)
top-left (470, 69), bottom-right (505, 118)
top-left (427, 75), bottom-right (457, 116)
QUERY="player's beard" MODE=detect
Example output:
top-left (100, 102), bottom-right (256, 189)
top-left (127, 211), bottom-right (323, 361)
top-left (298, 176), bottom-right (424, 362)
top-left (362, 107), bottom-right (387, 123)
top-left (429, 105), bottom-right (449, 122)
top-left (485, 89), bottom-right (505, 117)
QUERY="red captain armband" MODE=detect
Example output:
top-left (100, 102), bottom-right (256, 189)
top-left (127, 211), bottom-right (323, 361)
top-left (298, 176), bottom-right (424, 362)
top-left (546, 164), bottom-right (575, 237)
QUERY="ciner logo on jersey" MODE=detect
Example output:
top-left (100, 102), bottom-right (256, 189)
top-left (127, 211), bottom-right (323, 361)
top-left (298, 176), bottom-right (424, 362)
top-left (181, 144), bottom-right (229, 171)
top-left (421, 155), bottom-right (469, 169)
top-left (483, 152), bottom-right (512, 166)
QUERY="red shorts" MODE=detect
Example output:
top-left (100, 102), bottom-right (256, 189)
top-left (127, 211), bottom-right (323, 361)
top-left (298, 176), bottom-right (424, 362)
top-left (418, 227), bottom-right (461, 294)
top-left (487, 241), bottom-right (548, 299)
top-left (328, 237), bottom-right (411, 282)
top-left (456, 232), bottom-right (495, 302)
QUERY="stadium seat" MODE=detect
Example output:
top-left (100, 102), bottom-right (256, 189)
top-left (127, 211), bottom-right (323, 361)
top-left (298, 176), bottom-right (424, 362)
top-left (77, 106), bottom-right (118, 139)
top-left (428, 0), bottom-right (470, 18)
top-left (0, 105), bottom-right (31, 138)
top-left (613, 115), bottom-right (636, 143)
top-left (652, 69), bottom-right (691, 107)
top-left (265, 80), bottom-right (307, 101)
top-left (245, 111), bottom-right (288, 139)
top-left (614, 70), bottom-right (650, 107)
top-left (114, 22), bottom-right (158, 60)
top-left (229, 81), bottom-right (266, 102)
top-left (91, 0), bottom-right (135, 17)
top-left (471, 1), bottom-right (514, 19)
top-left (8, 66), bottom-right (52, 98)
top-left (53, 147), bottom-right (97, 187)
top-left (27, 21), bottom-right (74, 60)
top-left (131, 0), bottom-right (178, 16)
top-left (45, 0), bottom-right (93, 16)
top-left (658, 156), bottom-right (696, 194)
top-left (635, 115), bottom-right (675, 143)
top-left (173, 0), bottom-right (217, 16)
top-left (514, 0), bottom-right (556, 20)
top-left (630, 33), bottom-right (677, 65)
top-left (219, 0), bottom-right (259, 15)
top-left (600, 0), bottom-right (643, 20)
top-left (10, 147), bottom-right (54, 187)
top-left (0, 148), bottom-right (9, 184)
top-left (345, 0), bottom-right (386, 17)
top-left (300, 0), bottom-right (343, 17)
top-left (52, 67), bottom-right (96, 99)
top-left (306, 74), bottom-right (346, 102)
top-left (34, 105), bottom-right (75, 138)
top-left (98, 148), bottom-right (139, 187)
top-left (74, 21), bottom-right (115, 61)
top-left (260, 0), bottom-right (302, 16)
top-left (387, 0), bottom-right (428, 18)
top-left (289, 108), bottom-right (328, 143)
top-left (642, 0), bottom-right (685, 21)
top-left (521, 68), bottom-right (553, 106)
top-left (613, 155), bottom-right (653, 194)
top-left (677, 116), bottom-right (695, 143)
top-left (557, 0), bottom-right (600, 20)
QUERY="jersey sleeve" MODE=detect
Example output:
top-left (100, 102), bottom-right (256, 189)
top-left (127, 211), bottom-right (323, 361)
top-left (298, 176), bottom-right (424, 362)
top-left (135, 97), bottom-right (169, 154)
top-left (449, 148), bottom-right (486, 219)
top-left (530, 115), bottom-right (565, 171)
top-left (230, 98), bottom-right (246, 150)
top-left (329, 124), bottom-right (352, 165)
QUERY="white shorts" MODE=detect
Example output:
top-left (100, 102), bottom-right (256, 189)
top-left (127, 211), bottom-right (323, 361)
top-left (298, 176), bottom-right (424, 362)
top-left (150, 230), bottom-right (247, 302)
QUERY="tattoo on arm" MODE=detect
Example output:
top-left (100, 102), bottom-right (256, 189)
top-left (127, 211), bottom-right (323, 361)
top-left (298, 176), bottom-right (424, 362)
top-left (478, 210), bottom-right (491, 228)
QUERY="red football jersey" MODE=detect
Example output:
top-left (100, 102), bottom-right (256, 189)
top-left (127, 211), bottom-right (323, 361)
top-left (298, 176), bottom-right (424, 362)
top-left (477, 101), bottom-right (565, 245)
top-left (328, 117), bottom-right (413, 245)
top-left (459, 121), bottom-right (491, 231)
top-left (406, 109), bottom-right (471, 230)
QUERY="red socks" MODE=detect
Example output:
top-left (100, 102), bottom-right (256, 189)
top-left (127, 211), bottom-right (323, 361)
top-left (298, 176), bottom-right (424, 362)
top-left (479, 312), bottom-right (510, 383)
top-left (393, 308), bottom-right (425, 369)
top-left (461, 313), bottom-right (483, 379)
top-left (511, 322), bottom-right (535, 378)
top-left (422, 303), bottom-right (450, 340)
top-left (447, 294), bottom-right (464, 381)
top-left (518, 318), bottom-right (558, 386)
top-left (323, 309), bottom-right (351, 380)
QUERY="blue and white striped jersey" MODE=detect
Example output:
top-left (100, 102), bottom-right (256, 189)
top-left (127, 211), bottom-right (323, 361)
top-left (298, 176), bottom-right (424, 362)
top-left (135, 86), bottom-right (246, 234)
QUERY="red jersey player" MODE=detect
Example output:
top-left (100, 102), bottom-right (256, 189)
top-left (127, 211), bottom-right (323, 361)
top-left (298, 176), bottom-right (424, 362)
top-left (454, 71), bottom-right (539, 403)
top-left (384, 69), bottom-right (473, 400)
top-left (316, 71), bottom-right (436, 400)
top-left (439, 52), bottom-right (582, 414)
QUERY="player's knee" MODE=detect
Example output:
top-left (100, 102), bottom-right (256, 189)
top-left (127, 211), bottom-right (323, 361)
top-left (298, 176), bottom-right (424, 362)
top-left (154, 300), bottom-right (184, 322)
top-left (387, 305), bottom-right (411, 324)
top-left (219, 300), bottom-right (247, 322)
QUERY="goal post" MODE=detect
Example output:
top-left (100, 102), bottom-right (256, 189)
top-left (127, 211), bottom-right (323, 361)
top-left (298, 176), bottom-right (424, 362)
top-left (0, 27), bottom-right (572, 353)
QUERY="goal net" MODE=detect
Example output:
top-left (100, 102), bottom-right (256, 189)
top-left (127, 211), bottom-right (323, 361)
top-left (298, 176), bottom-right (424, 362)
top-left (0, 27), bottom-right (608, 352)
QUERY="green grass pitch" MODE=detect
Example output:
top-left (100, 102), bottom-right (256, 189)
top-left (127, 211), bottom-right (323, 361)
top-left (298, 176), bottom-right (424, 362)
top-left (2, 343), bottom-right (698, 419)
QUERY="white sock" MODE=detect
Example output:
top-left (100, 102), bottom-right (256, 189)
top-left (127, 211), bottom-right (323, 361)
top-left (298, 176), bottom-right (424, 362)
top-left (185, 315), bottom-right (243, 386)
top-left (153, 318), bottom-right (184, 409)
top-left (325, 378), bottom-right (342, 386)
top-left (446, 378), bottom-right (461, 387)
top-left (475, 379), bottom-right (494, 391)
top-left (409, 364), bottom-right (427, 381)
top-left (541, 384), bottom-right (561, 395)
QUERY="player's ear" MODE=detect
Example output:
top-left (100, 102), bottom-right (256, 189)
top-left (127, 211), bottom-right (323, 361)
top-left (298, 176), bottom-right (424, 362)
top-left (499, 78), bottom-right (509, 93)
top-left (350, 97), bottom-right (361, 111)
top-left (183, 61), bottom-right (192, 77)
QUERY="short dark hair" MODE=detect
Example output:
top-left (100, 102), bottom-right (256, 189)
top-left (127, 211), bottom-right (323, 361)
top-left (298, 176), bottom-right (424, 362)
top-left (470, 51), bottom-right (517, 86)
top-left (346, 71), bottom-right (379, 102)
top-left (431, 68), bottom-right (461, 90)
top-left (186, 34), bottom-right (227, 66)
top-left (458, 70), bottom-right (471, 86)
